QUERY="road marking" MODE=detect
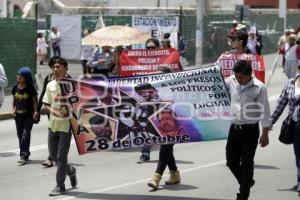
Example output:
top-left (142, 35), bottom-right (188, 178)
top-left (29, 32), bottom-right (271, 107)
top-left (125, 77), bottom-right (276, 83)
top-left (0, 140), bottom-right (76, 155)
top-left (268, 94), bottom-right (280, 102)
top-left (59, 160), bottom-right (226, 200)
top-left (0, 93), bottom-right (281, 155)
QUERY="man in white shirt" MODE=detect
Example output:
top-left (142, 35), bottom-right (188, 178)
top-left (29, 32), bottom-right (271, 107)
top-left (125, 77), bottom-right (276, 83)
top-left (0, 63), bottom-right (8, 108)
top-left (225, 60), bottom-right (271, 200)
top-left (49, 26), bottom-right (62, 57)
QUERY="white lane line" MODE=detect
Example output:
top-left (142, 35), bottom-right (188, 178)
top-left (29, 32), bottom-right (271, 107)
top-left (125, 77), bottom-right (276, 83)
top-left (59, 160), bottom-right (226, 200)
top-left (0, 140), bottom-right (76, 155)
top-left (0, 93), bottom-right (281, 155)
top-left (268, 94), bottom-right (280, 102)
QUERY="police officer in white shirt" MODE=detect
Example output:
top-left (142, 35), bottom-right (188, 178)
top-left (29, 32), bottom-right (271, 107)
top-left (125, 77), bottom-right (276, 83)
top-left (225, 60), bottom-right (271, 200)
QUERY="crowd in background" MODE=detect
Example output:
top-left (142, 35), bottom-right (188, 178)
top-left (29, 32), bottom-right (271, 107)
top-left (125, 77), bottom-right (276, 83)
top-left (0, 21), bottom-right (300, 199)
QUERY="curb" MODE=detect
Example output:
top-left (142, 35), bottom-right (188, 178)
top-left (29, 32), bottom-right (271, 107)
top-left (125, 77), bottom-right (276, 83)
top-left (0, 110), bottom-right (47, 121)
top-left (0, 112), bottom-right (14, 120)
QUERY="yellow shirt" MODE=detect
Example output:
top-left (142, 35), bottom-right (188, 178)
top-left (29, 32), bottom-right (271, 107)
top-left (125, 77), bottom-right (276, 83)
top-left (42, 80), bottom-right (70, 133)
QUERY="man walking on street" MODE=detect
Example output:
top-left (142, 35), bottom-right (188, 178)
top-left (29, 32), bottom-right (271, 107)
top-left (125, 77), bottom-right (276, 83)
top-left (225, 60), bottom-right (271, 200)
top-left (42, 57), bottom-right (77, 196)
top-left (49, 26), bottom-right (62, 57)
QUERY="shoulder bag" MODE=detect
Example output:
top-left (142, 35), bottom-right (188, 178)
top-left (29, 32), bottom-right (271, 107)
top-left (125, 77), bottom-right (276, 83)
top-left (279, 100), bottom-right (300, 144)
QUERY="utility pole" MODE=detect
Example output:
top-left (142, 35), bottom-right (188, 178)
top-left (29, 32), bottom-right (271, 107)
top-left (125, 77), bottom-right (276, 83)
top-left (239, 6), bottom-right (244, 22)
top-left (35, 2), bottom-right (38, 70)
top-left (195, 0), bottom-right (206, 66)
top-left (279, 0), bottom-right (286, 31)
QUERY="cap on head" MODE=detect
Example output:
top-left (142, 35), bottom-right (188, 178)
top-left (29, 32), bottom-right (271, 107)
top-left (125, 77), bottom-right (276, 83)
top-left (289, 34), bottom-right (297, 40)
top-left (236, 23), bottom-right (246, 30)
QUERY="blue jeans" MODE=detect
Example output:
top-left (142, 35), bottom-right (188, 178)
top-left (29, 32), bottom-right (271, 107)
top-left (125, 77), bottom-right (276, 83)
top-left (141, 144), bottom-right (152, 157)
top-left (292, 121), bottom-right (300, 187)
top-left (52, 46), bottom-right (61, 57)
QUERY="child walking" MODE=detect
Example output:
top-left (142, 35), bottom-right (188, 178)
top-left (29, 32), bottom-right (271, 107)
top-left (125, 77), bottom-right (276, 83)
top-left (12, 67), bottom-right (38, 165)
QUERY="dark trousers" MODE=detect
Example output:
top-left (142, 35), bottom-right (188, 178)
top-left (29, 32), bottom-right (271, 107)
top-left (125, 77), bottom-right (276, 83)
top-left (52, 46), bottom-right (61, 57)
top-left (48, 129), bottom-right (74, 187)
top-left (81, 60), bottom-right (91, 75)
top-left (15, 117), bottom-right (33, 160)
top-left (141, 144), bottom-right (152, 157)
top-left (292, 121), bottom-right (300, 186)
top-left (155, 144), bottom-right (177, 175)
top-left (92, 68), bottom-right (108, 78)
top-left (226, 124), bottom-right (259, 200)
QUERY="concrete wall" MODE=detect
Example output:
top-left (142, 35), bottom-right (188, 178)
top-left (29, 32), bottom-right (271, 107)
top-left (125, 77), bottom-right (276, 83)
top-left (63, 0), bottom-right (198, 8)
top-left (208, 0), bottom-right (243, 10)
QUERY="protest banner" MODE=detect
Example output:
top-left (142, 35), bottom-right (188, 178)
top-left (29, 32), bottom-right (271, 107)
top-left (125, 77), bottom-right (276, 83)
top-left (120, 48), bottom-right (181, 77)
top-left (59, 66), bottom-right (231, 155)
top-left (216, 52), bottom-right (265, 83)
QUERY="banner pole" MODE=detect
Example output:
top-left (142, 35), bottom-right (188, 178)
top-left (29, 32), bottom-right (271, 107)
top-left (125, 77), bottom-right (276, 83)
top-left (266, 53), bottom-right (279, 87)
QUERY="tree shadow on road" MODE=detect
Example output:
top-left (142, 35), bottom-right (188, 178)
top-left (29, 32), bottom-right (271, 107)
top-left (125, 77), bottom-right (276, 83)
top-left (65, 191), bottom-right (230, 200)
top-left (277, 186), bottom-right (297, 192)
top-left (0, 152), bottom-right (17, 157)
top-left (137, 160), bottom-right (194, 164)
top-left (161, 184), bottom-right (198, 191)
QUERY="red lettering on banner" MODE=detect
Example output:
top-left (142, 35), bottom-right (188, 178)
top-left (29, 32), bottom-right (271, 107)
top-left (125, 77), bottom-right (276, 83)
top-left (216, 53), bottom-right (265, 83)
top-left (120, 48), bottom-right (180, 77)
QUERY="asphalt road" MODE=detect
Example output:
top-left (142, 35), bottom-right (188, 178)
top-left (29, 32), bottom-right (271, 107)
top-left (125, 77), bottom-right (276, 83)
top-left (0, 54), bottom-right (299, 200)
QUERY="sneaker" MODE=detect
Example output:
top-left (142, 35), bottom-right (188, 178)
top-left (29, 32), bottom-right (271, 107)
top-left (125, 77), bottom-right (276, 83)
top-left (49, 186), bottom-right (66, 196)
top-left (139, 154), bottom-right (150, 162)
top-left (41, 159), bottom-right (53, 168)
top-left (17, 158), bottom-right (27, 165)
top-left (69, 167), bottom-right (77, 188)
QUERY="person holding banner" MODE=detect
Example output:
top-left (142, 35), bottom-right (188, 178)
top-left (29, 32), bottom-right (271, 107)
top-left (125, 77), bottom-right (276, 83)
top-left (228, 30), bottom-right (251, 54)
top-left (135, 83), bottom-right (160, 162)
top-left (225, 60), bottom-right (271, 200)
top-left (148, 108), bottom-right (181, 190)
top-left (38, 56), bottom-right (72, 168)
top-left (42, 58), bottom-right (77, 196)
top-left (136, 39), bottom-right (161, 162)
top-left (89, 46), bottom-right (114, 78)
top-left (161, 39), bottom-right (184, 71)
top-left (246, 27), bottom-right (262, 55)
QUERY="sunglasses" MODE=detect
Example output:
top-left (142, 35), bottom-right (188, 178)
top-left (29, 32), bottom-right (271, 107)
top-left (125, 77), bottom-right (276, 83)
top-left (230, 37), bottom-right (238, 42)
top-left (146, 46), bottom-right (156, 49)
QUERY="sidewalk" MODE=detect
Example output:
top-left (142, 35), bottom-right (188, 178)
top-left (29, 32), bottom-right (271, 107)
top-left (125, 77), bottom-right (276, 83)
top-left (0, 53), bottom-right (278, 120)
